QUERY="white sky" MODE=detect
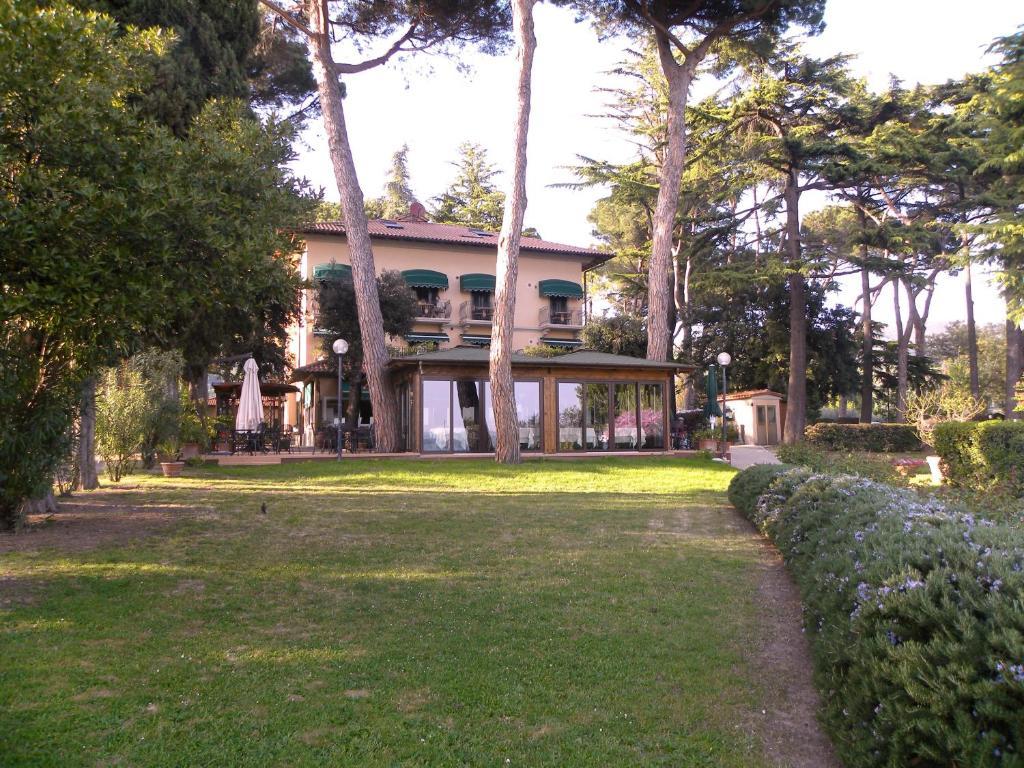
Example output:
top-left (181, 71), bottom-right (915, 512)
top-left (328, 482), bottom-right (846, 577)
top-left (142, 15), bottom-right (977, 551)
top-left (291, 0), bottom-right (1024, 334)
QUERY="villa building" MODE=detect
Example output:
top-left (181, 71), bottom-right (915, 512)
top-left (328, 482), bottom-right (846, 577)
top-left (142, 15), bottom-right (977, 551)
top-left (282, 206), bottom-right (691, 454)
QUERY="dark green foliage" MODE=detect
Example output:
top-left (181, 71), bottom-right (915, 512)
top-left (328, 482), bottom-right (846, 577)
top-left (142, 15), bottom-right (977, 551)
top-left (431, 142), bottom-right (506, 231)
top-left (933, 421), bottom-right (983, 489)
top-left (314, 269), bottom-right (418, 382)
top-left (775, 442), bottom-right (906, 485)
top-left (0, 2), bottom-right (169, 528)
top-left (160, 101), bottom-right (314, 383)
top-left (0, 3), bottom-right (312, 525)
top-left (804, 423), bottom-right (921, 452)
top-left (691, 279), bottom-right (859, 419)
top-left (580, 313), bottom-right (647, 358)
top-left (726, 462), bottom-right (794, 516)
top-left (585, 0), bottom-right (826, 48)
top-left (0, 342), bottom-right (76, 529)
top-left (730, 465), bottom-right (1024, 766)
top-left (934, 421), bottom-right (1024, 496)
top-left (73, 0), bottom-right (261, 135)
top-left (977, 422), bottom-right (1024, 496)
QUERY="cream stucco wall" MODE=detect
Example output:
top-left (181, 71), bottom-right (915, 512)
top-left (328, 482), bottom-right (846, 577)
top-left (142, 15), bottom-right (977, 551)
top-left (291, 234), bottom-right (590, 369)
top-left (730, 396), bottom-right (783, 445)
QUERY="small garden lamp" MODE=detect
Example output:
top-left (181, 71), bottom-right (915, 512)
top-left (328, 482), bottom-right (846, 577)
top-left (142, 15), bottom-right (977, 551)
top-left (716, 352), bottom-right (732, 452)
top-left (333, 338), bottom-right (349, 460)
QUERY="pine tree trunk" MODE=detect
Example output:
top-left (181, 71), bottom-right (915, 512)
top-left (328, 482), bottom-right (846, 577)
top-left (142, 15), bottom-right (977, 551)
top-left (347, 369), bottom-right (362, 430)
top-left (307, 0), bottom-right (398, 452)
top-left (489, 0), bottom-right (536, 465)
top-left (859, 253), bottom-right (874, 423)
top-left (186, 363), bottom-right (208, 414)
top-left (16, 491), bottom-right (58, 530)
top-left (965, 256), bottom-right (980, 401)
top-left (782, 174), bottom-right (807, 445)
top-left (77, 376), bottom-right (100, 491)
top-left (1007, 319), bottom-right (1024, 420)
top-left (894, 280), bottom-right (910, 421)
top-left (647, 41), bottom-right (692, 362)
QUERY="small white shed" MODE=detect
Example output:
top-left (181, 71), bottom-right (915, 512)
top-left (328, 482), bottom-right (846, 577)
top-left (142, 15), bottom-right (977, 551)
top-left (725, 389), bottom-right (785, 446)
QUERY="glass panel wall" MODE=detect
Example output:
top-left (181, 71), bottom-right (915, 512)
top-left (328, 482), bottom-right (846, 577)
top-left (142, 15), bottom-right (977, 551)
top-left (584, 383), bottom-right (609, 450)
top-left (558, 382), bottom-right (583, 451)
top-left (514, 381), bottom-right (541, 451)
top-left (453, 380), bottom-right (488, 453)
top-left (639, 383), bottom-right (665, 449)
top-left (613, 383), bottom-right (639, 449)
top-left (483, 381), bottom-right (541, 452)
top-left (421, 380), bottom-right (450, 452)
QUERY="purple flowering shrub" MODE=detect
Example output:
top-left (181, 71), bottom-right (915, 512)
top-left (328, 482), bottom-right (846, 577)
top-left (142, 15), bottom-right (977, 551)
top-left (728, 467), bottom-right (1024, 767)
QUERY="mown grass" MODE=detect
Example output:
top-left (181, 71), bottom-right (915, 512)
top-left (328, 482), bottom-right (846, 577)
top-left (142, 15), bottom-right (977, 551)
top-left (0, 457), bottom-right (784, 767)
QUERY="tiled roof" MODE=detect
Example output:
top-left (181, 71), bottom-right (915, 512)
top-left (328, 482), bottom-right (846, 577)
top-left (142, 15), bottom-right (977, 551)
top-left (290, 359), bottom-right (334, 381)
top-left (302, 219), bottom-right (609, 266)
top-left (723, 389), bottom-right (785, 401)
top-left (389, 347), bottom-right (692, 371)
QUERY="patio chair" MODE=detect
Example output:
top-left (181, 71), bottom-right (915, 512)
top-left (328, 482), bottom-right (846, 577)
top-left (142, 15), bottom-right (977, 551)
top-left (277, 429), bottom-right (293, 454)
top-left (231, 430), bottom-right (253, 456)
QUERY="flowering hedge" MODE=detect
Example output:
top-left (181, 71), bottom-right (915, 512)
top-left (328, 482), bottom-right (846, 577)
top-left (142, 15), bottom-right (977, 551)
top-left (728, 466), bottom-right (1024, 767)
top-left (804, 422), bottom-right (921, 452)
top-left (934, 421), bottom-right (1024, 497)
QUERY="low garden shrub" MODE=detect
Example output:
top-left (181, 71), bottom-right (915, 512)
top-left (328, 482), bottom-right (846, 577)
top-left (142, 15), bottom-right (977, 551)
top-left (776, 442), bottom-right (905, 486)
top-left (934, 420), bottom-right (1024, 497)
top-left (804, 422), bottom-right (921, 453)
top-left (726, 462), bottom-right (794, 516)
top-left (728, 466), bottom-right (1024, 767)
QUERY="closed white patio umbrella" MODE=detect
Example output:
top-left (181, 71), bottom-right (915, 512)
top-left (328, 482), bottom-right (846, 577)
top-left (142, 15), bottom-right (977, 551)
top-left (235, 358), bottom-right (264, 431)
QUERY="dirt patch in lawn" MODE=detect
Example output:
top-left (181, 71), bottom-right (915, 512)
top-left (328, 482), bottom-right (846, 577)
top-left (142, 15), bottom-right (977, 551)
top-left (0, 488), bottom-right (197, 556)
top-left (747, 540), bottom-right (842, 768)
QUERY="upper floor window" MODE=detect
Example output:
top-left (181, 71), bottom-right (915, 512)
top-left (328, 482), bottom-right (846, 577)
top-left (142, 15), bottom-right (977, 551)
top-left (549, 296), bottom-right (569, 323)
top-left (415, 286), bottom-right (439, 306)
top-left (471, 291), bottom-right (493, 321)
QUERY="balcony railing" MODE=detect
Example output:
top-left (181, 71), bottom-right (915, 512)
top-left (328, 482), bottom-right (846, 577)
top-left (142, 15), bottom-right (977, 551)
top-left (416, 300), bottom-right (451, 321)
top-left (539, 306), bottom-right (584, 329)
top-left (459, 301), bottom-right (494, 324)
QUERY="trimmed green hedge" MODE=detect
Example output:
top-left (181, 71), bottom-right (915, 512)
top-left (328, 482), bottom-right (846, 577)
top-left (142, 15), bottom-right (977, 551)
top-left (934, 421), bottom-right (1024, 497)
top-left (728, 466), bottom-right (1024, 766)
top-left (804, 422), bottom-right (921, 452)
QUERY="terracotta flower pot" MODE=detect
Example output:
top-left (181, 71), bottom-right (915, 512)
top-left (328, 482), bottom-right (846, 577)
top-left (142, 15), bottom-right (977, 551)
top-left (181, 442), bottom-right (201, 459)
top-left (160, 461), bottom-right (185, 478)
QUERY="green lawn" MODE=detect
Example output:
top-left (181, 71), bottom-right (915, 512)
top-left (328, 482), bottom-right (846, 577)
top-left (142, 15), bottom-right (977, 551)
top-left (0, 457), bottom-right (784, 767)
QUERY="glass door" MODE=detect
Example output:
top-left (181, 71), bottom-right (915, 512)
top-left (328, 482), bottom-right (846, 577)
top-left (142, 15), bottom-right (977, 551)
top-left (584, 383), bottom-right (609, 450)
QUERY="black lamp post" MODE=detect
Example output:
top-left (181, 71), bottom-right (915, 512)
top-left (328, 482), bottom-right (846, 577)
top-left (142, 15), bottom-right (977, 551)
top-left (717, 351), bottom-right (731, 453)
top-left (333, 338), bottom-right (349, 460)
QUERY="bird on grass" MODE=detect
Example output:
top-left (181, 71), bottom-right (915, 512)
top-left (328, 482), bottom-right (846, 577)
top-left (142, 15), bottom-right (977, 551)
top-left (260, 502), bottom-right (267, 515)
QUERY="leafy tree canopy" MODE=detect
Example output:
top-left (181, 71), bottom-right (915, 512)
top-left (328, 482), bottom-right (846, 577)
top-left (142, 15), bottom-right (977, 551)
top-left (690, 279), bottom-right (859, 418)
top-left (365, 144), bottom-right (418, 220)
top-left (431, 141), bottom-right (507, 231)
top-left (314, 270), bottom-right (419, 375)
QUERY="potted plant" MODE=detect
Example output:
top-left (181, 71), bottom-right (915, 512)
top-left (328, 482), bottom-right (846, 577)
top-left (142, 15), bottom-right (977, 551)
top-left (157, 437), bottom-right (185, 477)
top-left (694, 425), bottom-right (739, 453)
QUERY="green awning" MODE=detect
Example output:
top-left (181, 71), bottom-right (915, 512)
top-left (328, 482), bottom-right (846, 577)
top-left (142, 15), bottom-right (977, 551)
top-left (460, 273), bottom-right (495, 292)
top-left (538, 279), bottom-right (584, 298)
top-left (540, 337), bottom-right (583, 348)
top-left (405, 333), bottom-right (449, 344)
top-left (312, 263), bottom-right (352, 281)
top-left (401, 269), bottom-right (448, 289)
top-left (460, 335), bottom-right (491, 346)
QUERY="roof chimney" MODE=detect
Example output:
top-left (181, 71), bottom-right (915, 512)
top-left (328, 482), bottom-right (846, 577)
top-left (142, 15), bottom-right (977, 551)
top-left (398, 201), bottom-right (428, 223)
